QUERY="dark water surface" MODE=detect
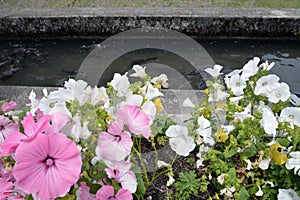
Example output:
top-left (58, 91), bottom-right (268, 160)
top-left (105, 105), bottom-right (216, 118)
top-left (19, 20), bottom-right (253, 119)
top-left (0, 39), bottom-right (299, 92)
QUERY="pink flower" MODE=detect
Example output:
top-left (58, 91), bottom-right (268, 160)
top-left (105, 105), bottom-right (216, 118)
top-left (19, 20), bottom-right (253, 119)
top-left (1, 112), bottom-right (51, 156)
top-left (98, 121), bottom-right (133, 161)
top-left (0, 116), bottom-right (18, 145)
top-left (44, 112), bottom-right (68, 134)
top-left (116, 105), bottom-right (151, 139)
top-left (0, 178), bottom-right (14, 199)
top-left (1, 101), bottom-right (17, 113)
top-left (96, 185), bottom-right (132, 200)
top-left (13, 133), bottom-right (82, 199)
top-left (77, 182), bottom-right (96, 200)
top-left (105, 160), bottom-right (137, 193)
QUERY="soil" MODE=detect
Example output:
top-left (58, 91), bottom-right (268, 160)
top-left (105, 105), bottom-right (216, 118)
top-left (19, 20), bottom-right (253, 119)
top-left (135, 141), bottom-right (212, 200)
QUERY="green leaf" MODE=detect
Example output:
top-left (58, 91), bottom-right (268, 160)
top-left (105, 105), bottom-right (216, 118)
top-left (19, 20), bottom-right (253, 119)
top-left (224, 146), bottom-right (238, 158)
top-left (240, 143), bottom-right (257, 159)
top-left (237, 187), bottom-right (250, 200)
top-left (131, 165), bottom-right (146, 198)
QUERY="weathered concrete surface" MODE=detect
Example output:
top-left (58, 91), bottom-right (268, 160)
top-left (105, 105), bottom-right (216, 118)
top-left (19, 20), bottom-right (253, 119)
top-left (0, 8), bottom-right (300, 38)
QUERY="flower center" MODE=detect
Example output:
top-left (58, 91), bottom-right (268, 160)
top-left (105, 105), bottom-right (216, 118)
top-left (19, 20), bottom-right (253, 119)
top-left (44, 157), bottom-right (55, 166)
top-left (289, 115), bottom-right (294, 120)
top-left (236, 82), bottom-right (241, 87)
top-left (108, 197), bottom-right (117, 200)
top-left (276, 93), bottom-right (281, 98)
top-left (0, 125), bottom-right (4, 131)
top-left (262, 82), bottom-right (267, 86)
top-left (115, 135), bottom-right (121, 142)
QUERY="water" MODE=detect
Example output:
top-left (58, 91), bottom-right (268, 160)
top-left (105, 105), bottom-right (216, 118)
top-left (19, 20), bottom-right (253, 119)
top-left (0, 38), bottom-right (299, 92)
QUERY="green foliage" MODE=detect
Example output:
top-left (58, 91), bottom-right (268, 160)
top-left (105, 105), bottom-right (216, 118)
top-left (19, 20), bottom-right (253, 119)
top-left (151, 114), bottom-right (176, 145)
top-left (174, 171), bottom-right (201, 200)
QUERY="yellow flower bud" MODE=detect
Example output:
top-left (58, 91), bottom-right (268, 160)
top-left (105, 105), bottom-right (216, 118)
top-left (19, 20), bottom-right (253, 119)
top-left (154, 98), bottom-right (164, 113)
top-left (204, 88), bottom-right (209, 95)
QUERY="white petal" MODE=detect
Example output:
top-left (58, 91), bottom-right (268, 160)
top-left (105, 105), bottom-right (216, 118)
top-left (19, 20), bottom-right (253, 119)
top-left (259, 158), bottom-right (270, 170)
top-left (166, 125), bottom-right (188, 137)
top-left (261, 108), bottom-right (278, 137)
top-left (197, 116), bottom-right (211, 129)
top-left (183, 98), bottom-right (195, 108)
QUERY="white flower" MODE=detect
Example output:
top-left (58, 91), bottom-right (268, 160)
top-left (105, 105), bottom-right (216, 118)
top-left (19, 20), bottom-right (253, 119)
top-left (183, 98), bottom-right (195, 108)
top-left (268, 82), bottom-right (290, 103)
top-left (71, 115), bottom-right (91, 140)
top-left (279, 107), bottom-right (300, 128)
top-left (110, 73), bottom-right (130, 97)
top-left (234, 103), bottom-right (252, 122)
top-left (226, 74), bottom-right (247, 96)
top-left (221, 125), bottom-right (235, 135)
top-left (125, 92), bottom-right (144, 106)
top-left (166, 125), bottom-right (196, 157)
top-left (261, 108), bottom-right (278, 137)
top-left (220, 187), bottom-right (236, 198)
top-left (259, 158), bottom-right (271, 170)
top-left (285, 151), bottom-right (300, 176)
top-left (255, 186), bottom-right (263, 197)
top-left (205, 64), bottom-right (223, 77)
top-left (260, 61), bottom-right (275, 71)
top-left (157, 160), bottom-right (168, 168)
top-left (144, 83), bottom-right (163, 100)
top-left (241, 57), bottom-right (260, 80)
top-left (166, 176), bottom-right (175, 187)
top-left (86, 86), bottom-right (109, 106)
top-left (208, 83), bottom-right (229, 102)
top-left (51, 79), bottom-right (88, 105)
top-left (225, 69), bottom-right (242, 78)
top-left (197, 116), bottom-right (214, 146)
top-left (290, 94), bottom-right (300, 106)
top-left (254, 74), bottom-right (280, 96)
top-left (196, 158), bottom-right (205, 168)
top-left (151, 74), bottom-right (169, 88)
top-left (229, 96), bottom-right (244, 105)
top-left (217, 174), bottom-right (227, 185)
top-left (196, 144), bottom-right (209, 168)
top-left (130, 64), bottom-right (147, 78)
top-left (277, 189), bottom-right (300, 200)
top-left (244, 159), bottom-right (253, 170)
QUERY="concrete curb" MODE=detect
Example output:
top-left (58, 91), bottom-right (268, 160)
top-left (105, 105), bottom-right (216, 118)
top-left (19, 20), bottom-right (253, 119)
top-left (1, 7), bottom-right (300, 38)
top-left (0, 85), bottom-right (205, 119)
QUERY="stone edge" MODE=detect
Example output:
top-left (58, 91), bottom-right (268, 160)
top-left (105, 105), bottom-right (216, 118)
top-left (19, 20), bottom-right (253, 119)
top-left (0, 7), bottom-right (300, 38)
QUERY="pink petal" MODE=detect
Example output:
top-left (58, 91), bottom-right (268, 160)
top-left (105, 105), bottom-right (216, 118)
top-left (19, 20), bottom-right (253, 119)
top-left (116, 188), bottom-right (133, 200)
top-left (44, 113), bottom-right (68, 134)
top-left (21, 113), bottom-right (51, 137)
top-left (105, 168), bottom-right (119, 179)
top-left (118, 171), bottom-right (137, 194)
top-left (98, 131), bottom-right (132, 161)
top-left (78, 182), bottom-right (96, 200)
top-left (117, 105), bottom-right (150, 139)
top-left (0, 178), bottom-right (13, 192)
top-left (0, 132), bottom-right (26, 156)
top-left (96, 185), bottom-right (114, 199)
top-left (13, 133), bottom-right (81, 199)
top-left (108, 120), bottom-right (124, 136)
top-left (1, 101), bottom-right (17, 113)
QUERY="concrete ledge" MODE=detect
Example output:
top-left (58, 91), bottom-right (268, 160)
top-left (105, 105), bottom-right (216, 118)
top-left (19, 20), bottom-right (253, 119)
top-left (0, 8), bottom-right (300, 38)
top-left (0, 85), bottom-right (205, 117)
